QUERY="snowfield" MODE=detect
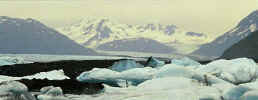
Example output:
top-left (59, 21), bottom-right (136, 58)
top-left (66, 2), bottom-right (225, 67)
top-left (1, 56), bottom-right (258, 100)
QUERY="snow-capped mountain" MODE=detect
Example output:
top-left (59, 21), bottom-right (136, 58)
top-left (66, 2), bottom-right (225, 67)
top-left (58, 17), bottom-right (211, 54)
top-left (0, 16), bottom-right (97, 55)
top-left (192, 10), bottom-right (258, 58)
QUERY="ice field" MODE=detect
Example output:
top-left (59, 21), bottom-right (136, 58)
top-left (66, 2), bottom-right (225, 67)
top-left (1, 55), bottom-right (258, 100)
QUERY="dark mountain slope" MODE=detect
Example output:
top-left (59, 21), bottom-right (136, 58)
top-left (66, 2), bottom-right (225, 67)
top-left (221, 30), bottom-right (258, 59)
top-left (97, 38), bottom-right (176, 53)
top-left (192, 10), bottom-right (258, 58)
top-left (0, 16), bottom-right (97, 55)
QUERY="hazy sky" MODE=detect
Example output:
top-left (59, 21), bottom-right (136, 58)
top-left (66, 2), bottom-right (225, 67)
top-left (0, 0), bottom-right (257, 34)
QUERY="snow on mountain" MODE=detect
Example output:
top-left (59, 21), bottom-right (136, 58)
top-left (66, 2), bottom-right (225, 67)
top-left (192, 10), bottom-right (258, 58)
top-left (0, 16), bottom-right (98, 55)
top-left (58, 17), bottom-right (211, 54)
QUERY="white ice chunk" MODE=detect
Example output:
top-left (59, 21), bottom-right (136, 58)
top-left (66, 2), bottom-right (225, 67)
top-left (40, 86), bottom-right (55, 94)
top-left (0, 81), bottom-right (36, 100)
top-left (23, 70), bottom-right (70, 80)
top-left (0, 70), bottom-right (70, 83)
top-left (110, 59), bottom-right (144, 72)
top-left (171, 57), bottom-right (201, 67)
top-left (0, 56), bottom-right (32, 66)
top-left (81, 77), bottom-right (222, 100)
top-left (137, 77), bottom-right (201, 91)
top-left (0, 81), bottom-right (28, 93)
top-left (198, 58), bottom-right (258, 84)
top-left (154, 64), bottom-right (196, 79)
top-left (145, 57), bottom-right (165, 68)
top-left (119, 67), bottom-right (157, 85)
top-left (77, 68), bottom-right (120, 85)
top-left (38, 86), bottom-right (68, 100)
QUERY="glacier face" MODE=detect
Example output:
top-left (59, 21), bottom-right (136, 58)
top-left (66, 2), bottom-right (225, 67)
top-left (57, 17), bottom-right (212, 54)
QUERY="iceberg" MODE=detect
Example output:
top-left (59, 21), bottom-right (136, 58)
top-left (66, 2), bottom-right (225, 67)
top-left (145, 57), bottom-right (165, 68)
top-left (137, 77), bottom-right (201, 91)
top-left (119, 67), bottom-right (157, 85)
top-left (171, 57), bottom-right (201, 67)
top-left (77, 67), bottom-right (156, 86)
top-left (197, 58), bottom-right (258, 84)
top-left (38, 86), bottom-right (68, 100)
top-left (0, 81), bottom-right (36, 100)
top-left (23, 70), bottom-right (70, 80)
top-left (110, 59), bottom-right (144, 72)
top-left (77, 68), bottom-right (121, 86)
top-left (154, 64), bottom-right (196, 79)
top-left (82, 77), bottom-right (222, 100)
top-left (0, 56), bottom-right (32, 66)
top-left (0, 70), bottom-right (70, 83)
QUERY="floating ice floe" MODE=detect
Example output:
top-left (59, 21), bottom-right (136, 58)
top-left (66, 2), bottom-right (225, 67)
top-left (197, 58), bottom-right (258, 84)
top-left (171, 57), bottom-right (201, 68)
top-left (154, 64), bottom-right (197, 78)
top-left (77, 68), bottom-right (121, 86)
top-left (0, 81), bottom-right (36, 100)
top-left (38, 86), bottom-right (68, 100)
top-left (110, 59), bottom-right (144, 72)
top-left (0, 56), bottom-right (32, 66)
top-left (0, 70), bottom-right (70, 83)
top-left (77, 61), bottom-right (232, 87)
top-left (145, 57), bottom-right (165, 68)
top-left (75, 57), bottom-right (258, 100)
top-left (23, 70), bottom-right (70, 80)
top-left (119, 67), bottom-right (157, 85)
top-left (77, 77), bottom-right (222, 100)
top-left (77, 67), bottom-right (157, 86)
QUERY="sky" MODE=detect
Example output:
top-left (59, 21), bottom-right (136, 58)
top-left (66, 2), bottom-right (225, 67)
top-left (0, 0), bottom-right (257, 35)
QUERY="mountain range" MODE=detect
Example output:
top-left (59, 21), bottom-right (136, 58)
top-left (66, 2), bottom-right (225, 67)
top-left (58, 17), bottom-right (212, 54)
top-left (0, 16), bottom-right (97, 55)
top-left (192, 10), bottom-right (258, 58)
top-left (1, 10), bottom-right (257, 58)
top-left (221, 30), bottom-right (258, 59)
